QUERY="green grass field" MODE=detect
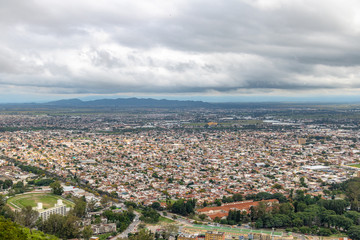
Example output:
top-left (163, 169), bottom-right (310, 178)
top-left (349, 164), bottom-right (360, 168)
top-left (7, 193), bottom-right (74, 210)
top-left (188, 225), bottom-right (283, 236)
top-left (159, 216), bottom-right (175, 223)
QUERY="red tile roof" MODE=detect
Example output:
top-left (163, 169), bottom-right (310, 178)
top-left (197, 199), bottom-right (278, 217)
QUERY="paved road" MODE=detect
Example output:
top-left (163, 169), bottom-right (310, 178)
top-left (110, 211), bottom-right (141, 240)
top-left (162, 212), bottom-right (193, 226)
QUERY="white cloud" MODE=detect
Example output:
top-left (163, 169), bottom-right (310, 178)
top-left (0, 0), bottom-right (360, 101)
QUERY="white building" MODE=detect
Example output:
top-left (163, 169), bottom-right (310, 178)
top-left (35, 199), bottom-right (67, 220)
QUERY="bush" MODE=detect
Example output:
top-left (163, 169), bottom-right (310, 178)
top-left (299, 226), bottom-right (311, 234)
top-left (318, 228), bottom-right (332, 236)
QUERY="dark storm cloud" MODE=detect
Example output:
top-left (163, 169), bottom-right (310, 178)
top-left (0, 0), bottom-right (360, 98)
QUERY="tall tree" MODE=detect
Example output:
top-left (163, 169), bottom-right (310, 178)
top-left (82, 225), bottom-right (93, 240)
top-left (15, 206), bottom-right (39, 230)
top-left (349, 225), bottom-right (360, 240)
top-left (50, 181), bottom-right (64, 195)
top-left (40, 214), bottom-right (80, 239)
top-left (128, 229), bottom-right (154, 240)
top-left (346, 179), bottom-right (360, 211)
top-left (62, 214), bottom-right (80, 239)
top-left (3, 179), bottom-right (13, 189)
top-left (72, 197), bottom-right (87, 218)
top-left (87, 199), bottom-right (97, 212)
top-left (40, 214), bottom-right (65, 237)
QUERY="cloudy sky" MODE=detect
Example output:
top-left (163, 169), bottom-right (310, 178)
top-left (1, 0), bottom-right (360, 103)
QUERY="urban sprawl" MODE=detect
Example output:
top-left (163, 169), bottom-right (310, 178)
top-left (1, 107), bottom-right (360, 240)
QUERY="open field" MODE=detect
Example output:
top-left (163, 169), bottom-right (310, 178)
top-left (185, 225), bottom-right (283, 237)
top-left (159, 216), bottom-right (175, 223)
top-left (348, 164), bottom-right (360, 168)
top-left (7, 193), bottom-right (74, 210)
top-left (184, 120), bottom-right (263, 127)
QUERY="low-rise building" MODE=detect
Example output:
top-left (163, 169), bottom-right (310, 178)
top-left (91, 223), bottom-right (117, 234)
top-left (178, 234), bottom-right (198, 240)
top-left (205, 231), bottom-right (224, 240)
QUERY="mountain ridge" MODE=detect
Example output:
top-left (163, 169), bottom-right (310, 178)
top-left (44, 97), bottom-right (213, 108)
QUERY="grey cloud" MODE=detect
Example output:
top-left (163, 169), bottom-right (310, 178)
top-left (87, 49), bottom-right (125, 69)
top-left (0, 0), bottom-right (360, 99)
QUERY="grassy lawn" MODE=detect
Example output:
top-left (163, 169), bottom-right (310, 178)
top-left (159, 216), bottom-right (175, 223)
top-left (189, 225), bottom-right (283, 236)
top-left (7, 193), bottom-right (74, 210)
top-left (348, 164), bottom-right (360, 168)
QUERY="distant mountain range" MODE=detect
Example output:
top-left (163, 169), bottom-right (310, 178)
top-left (44, 97), bottom-right (213, 108)
top-left (0, 97), bottom-right (350, 111)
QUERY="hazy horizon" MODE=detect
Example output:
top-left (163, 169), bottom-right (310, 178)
top-left (1, 95), bottom-right (360, 104)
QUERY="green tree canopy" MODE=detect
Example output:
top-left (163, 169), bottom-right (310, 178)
top-left (50, 181), bottom-right (64, 196)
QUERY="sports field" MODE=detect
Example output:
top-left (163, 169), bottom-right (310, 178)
top-left (7, 193), bottom-right (74, 210)
top-left (186, 225), bottom-right (283, 236)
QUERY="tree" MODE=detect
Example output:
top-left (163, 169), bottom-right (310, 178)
top-left (3, 179), bottom-right (13, 189)
top-left (102, 210), bottom-right (135, 233)
top-left (15, 206), bottom-right (39, 230)
top-left (150, 201), bottom-right (161, 210)
top-left (0, 216), bottom-right (27, 240)
top-left (0, 205), bottom-right (15, 221)
top-left (233, 193), bottom-right (243, 202)
top-left (163, 224), bottom-right (179, 239)
top-left (279, 202), bottom-right (294, 215)
top-left (255, 219), bottom-right (263, 228)
top-left (40, 214), bottom-right (65, 237)
top-left (0, 194), bottom-right (6, 209)
top-left (300, 177), bottom-right (308, 188)
top-left (250, 202), bottom-right (267, 221)
top-left (50, 181), bottom-right (64, 195)
top-left (110, 191), bottom-right (118, 198)
top-left (72, 197), bottom-right (87, 218)
top-left (39, 213), bottom-right (80, 239)
top-left (14, 181), bottom-right (24, 189)
top-left (140, 207), bottom-right (160, 223)
top-left (128, 229), bottom-right (154, 240)
top-left (62, 214), bottom-right (80, 239)
top-left (87, 199), bottom-right (97, 212)
top-left (272, 193), bottom-right (288, 203)
top-left (345, 211), bottom-right (360, 225)
top-left (318, 228), bottom-right (332, 236)
top-left (199, 214), bottom-right (207, 221)
top-left (349, 225), bottom-right (360, 240)
top-left (171, 199), bottom-right (196, 216)
top-left (255, 192), bottom-right (273, 201)
top-left (214, 199), bottom-right (222, 206)
top-left (346, 178), bottom-right (360, 211)
top-left (101, 195), bottom-right (110, 207)
top-left (318, 199), bottom-right (349, 215)
top-left (272, 183), bottom-right (283, 189)
top-left (327, 215), bottom-right (353, 231)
